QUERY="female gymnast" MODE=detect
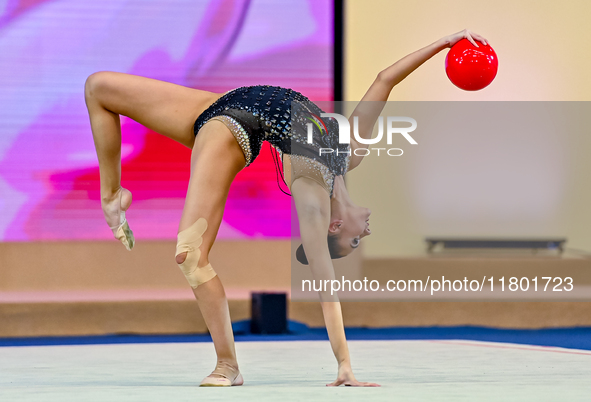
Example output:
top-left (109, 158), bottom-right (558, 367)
top-left (85, 29), bottom-right (488, 387)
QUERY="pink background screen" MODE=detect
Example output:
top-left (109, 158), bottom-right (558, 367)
top-left (0, 0), bottom-right (334, 241)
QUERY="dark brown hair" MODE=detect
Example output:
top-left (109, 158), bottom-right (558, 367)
top-left (295, 234), bottom-right (347, 265)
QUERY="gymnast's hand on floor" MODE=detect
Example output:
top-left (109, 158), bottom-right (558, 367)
top-left (326, 364), bottom-right (380, 387)
top-left (101, 187), bottom-right (135, 250)
top-left (443, 28), bottom-right (488, 48)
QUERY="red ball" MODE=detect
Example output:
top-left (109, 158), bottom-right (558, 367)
top-left (445, 38), bottom-right (498, 91)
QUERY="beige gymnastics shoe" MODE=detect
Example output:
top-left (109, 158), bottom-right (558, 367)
top-left (104, 188), bottom-right (134, 251)
top-left (110, 210), bottom-right (135, 251)
top-left (199, 364), bottom-right (243, 387)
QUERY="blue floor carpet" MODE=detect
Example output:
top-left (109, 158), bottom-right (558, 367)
top-left (1, 320), bottom-right (591, 350)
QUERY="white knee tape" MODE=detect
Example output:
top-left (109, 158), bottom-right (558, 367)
top-left (176, 218), bottom-right (217, 288)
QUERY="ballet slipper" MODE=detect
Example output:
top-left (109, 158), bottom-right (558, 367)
top-left (199, 372), bottom-right (243, 387)
top-left (199, 365), bottom-right (243, 387)
top-left (104, 188), bottom-right (134, 251)
top-left (109, 210), bottom-right (135, 251)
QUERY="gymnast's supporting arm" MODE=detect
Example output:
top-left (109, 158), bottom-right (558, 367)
top-left (347, 29), bottom-right (489, 171)
top-left (292, 178), bottom-right (379, 387)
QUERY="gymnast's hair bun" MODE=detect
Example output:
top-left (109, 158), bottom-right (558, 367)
top-left (295, 244), bottom-right (309, 265)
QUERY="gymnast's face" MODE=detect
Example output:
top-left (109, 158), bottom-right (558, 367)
top-left (329, 205), bottom-right (372, 256)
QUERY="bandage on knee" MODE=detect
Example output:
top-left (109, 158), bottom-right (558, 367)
top-left (176, 218), bottom-right (217, 288)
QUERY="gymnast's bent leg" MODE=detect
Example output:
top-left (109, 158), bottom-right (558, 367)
top-left (175, 119), bottom-right (246, 386)
top-left (84, 71), bottom-right (220, 247)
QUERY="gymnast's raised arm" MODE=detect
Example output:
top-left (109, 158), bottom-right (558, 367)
top-left (347, 29), bottom-right (489, 171)
top-left (292, 177), bottom-right (379, 387)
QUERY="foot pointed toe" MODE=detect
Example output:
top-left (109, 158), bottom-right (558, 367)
top-left (111, 212), bottom-right (135, 251)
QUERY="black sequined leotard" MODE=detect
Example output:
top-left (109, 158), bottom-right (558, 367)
top-left (193, 85), bottom-right (350, 196)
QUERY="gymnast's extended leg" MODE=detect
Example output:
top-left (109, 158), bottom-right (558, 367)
top-left (174, 119), bottom-right (246, 386)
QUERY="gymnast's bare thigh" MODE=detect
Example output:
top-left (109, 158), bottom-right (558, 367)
top-left (85, 71), bottom-right (224, 148)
